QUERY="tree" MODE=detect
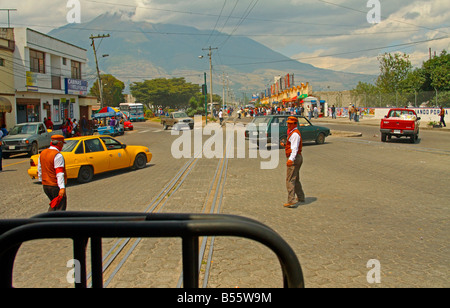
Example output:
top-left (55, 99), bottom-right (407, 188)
top-left (351, 81), bottom-right (379, 106)
top-left (376, 52), bottom-right (413, 93)
top-left (421, 50), bottom-right (450, 106)
top-left (130, 78), bottom-right (200, 110)
top-left (89, 74), bottom-right (125, 107)
top-left (422, 50), bottom-right (449, 90)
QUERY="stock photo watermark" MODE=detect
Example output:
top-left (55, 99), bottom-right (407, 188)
top-left (66, 259), bottom-right (81, 284)
top-left (367, 259), bottom-right (381, 284)
top-left (367, 0), bottom-right (381, 24)
top-left (67, 0), bottom-right (81, 24)
top-left (66, 258), bottom-right (382, 285)
top-left (170, 116), bottom-right (280, 170)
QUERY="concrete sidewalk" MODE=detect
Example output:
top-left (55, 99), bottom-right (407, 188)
top-left (303, 116), bottom-right (449, 131)
top-left (226, 114), bottom-right (449, 131)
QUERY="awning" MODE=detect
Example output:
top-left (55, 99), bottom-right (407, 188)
top-left (0, 97), bottom-right (12, 113)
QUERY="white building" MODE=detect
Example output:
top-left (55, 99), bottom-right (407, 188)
top-left (1, 27), bottom-right (95, 128)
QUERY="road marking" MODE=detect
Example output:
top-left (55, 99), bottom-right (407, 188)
top-left (4, 159), bottom-right (29, 167)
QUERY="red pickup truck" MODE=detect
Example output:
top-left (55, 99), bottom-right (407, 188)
top-left (380, 108), bottom-right (421, 143)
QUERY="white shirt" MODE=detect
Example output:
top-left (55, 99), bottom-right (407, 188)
top-left (288, 131), bottom-right (301, 162)
top-left (38, 146), bottom-right (66, 189)
top-left (218, 111), bottom-right (223, 118)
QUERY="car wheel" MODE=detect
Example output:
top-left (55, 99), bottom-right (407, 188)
top-left (163, 123), bottom-right (168, 130)
top-left (77, 166), bottom-right (94, 183)
top-left (316, 133), bottom-right (325, 145)
top-left (28, 142), bottom-right (38, 157)
top-left (133, 153), bottom-right (147, 170)
top-left (381, 133), bottom-right (387, 142)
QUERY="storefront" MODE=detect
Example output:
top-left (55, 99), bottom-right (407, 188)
top-left (0, 96), bottom-right (12, 127)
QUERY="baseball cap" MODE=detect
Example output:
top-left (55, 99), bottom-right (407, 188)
top-left (287, 116), bottom-right (299, 124)
top-left (51, 135), bottom-right (66, 144)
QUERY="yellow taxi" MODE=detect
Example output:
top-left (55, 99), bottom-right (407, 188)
top-left (28, 136), bottom-right (152, 183)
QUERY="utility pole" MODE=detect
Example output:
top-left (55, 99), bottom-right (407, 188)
top-left (90, 34), bottom-right (110, 108)
top-left (0, 9), bottom-right (17, 28)
top-left (202, 46), bottom-right (218, 114)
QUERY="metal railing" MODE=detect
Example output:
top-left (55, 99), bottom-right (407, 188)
top-left (0, 212), bottom-right (304, 288)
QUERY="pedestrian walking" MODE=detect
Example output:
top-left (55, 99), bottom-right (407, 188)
top-left (38, 135), bottom-right (68, 212)
top-left (80, 115), bottom-right (89, 136)
top-left (219, 109), bottom-right (224, 126)
top-left (439, 107), bottom-right (446, 127)
top-left (313, 106), bottom-right (319, 119)
top-left (281, 117), bottom-right (305, 208)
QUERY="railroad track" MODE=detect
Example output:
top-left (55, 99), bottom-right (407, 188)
top-left (87, 131), bottom-right (230, 288)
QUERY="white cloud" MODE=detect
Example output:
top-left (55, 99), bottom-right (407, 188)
top-left (1, 0), bottom-right (448, 75)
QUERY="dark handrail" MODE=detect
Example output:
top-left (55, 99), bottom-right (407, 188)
top-left (0, 212), bottom-right (304, 288)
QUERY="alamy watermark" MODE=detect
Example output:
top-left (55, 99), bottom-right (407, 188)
top-left (170, 116), bottom-right (279, 170)
top-left (367, 0), bottom-right (381, 24)
top-left (67, 0), bottom-right (81, 24)
top-left (66, 259), bottom-right (81, 284)
top-left (66, 257), bottom-right (383, 284)
top-left (367, 259), bottom-right (381, 284)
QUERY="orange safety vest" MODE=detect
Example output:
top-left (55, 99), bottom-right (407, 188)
top-left (40, 149), bottom-right (67, 187)
top-left (285, 128), bottom-right (302, 158)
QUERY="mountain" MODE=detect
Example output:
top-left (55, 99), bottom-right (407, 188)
top-left (48, 12), bottom-right (375, 95)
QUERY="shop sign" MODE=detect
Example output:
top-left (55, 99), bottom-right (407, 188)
top-left (65, 78), bottom-right (88, 95)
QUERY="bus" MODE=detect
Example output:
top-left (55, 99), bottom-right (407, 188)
top-left (119, 103), bottom-right (145, 122)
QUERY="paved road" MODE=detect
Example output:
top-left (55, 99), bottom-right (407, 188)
top-left (0, 119), bottom-right (448, 288)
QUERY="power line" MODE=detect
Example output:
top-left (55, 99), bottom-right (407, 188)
top-left (218, 0), bottom-right (260, 48)
top-left (314, 0), bottom-right (449, 36)
top-left (223, 36), bottom-right (450, 67)
top-left (204, 0), bottom-right (228, 47)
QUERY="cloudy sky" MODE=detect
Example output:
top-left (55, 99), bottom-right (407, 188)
top-left (1, 0), bottom-right (449, 75)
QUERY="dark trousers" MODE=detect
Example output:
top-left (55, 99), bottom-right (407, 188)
top-left (440, 116), bottom-right (446, 127)
top-left (43, 185), bottom-right (67, 212)
top-left (0, 146), bottom-right (2, 171)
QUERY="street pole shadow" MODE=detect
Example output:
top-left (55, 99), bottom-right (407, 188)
top-left (288, 197), bottom-right (317, 209)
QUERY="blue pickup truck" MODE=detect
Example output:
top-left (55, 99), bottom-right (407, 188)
top-left (1, 122), bottom-right (63, 158)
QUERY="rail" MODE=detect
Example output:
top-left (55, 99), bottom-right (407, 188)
top-left (0, 212), bottom-right (304, 288)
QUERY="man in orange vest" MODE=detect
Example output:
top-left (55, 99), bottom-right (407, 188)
top-left (38, 135), bottom-right (67, 212)
top-left (283, 116), bottom-right (305, 208)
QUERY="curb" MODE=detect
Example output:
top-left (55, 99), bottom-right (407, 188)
top-left (330, 130), bottom-right (362, 138)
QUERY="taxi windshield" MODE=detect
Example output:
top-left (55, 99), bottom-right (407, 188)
top-left (61, 140), bottom-right (79, 152)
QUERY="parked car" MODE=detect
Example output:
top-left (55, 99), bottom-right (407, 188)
top-left (161, 112), bottom-right (194, 130)
top-left (28, 136), bottom-right (152, 183)
top-left (380, 108), bottom-right (421, 143)
top-left (245, 115), bottom-right (331, 146)
top-left (1, 122), bottom-right (63, 158)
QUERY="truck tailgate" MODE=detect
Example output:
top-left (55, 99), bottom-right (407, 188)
top-left (381, 119), bottom-right (415, 131)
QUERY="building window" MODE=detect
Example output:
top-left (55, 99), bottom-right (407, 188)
top-left (71, 61), bottom-right (81, 79)
top-left (62, 57), bottom-right (67, 65)
top-left (30, 49), bottom-right (45, 74)
top-left (0, 58), bottom-right (4, 66)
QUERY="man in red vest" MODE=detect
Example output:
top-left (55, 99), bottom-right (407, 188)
top-left (38, 135), bottom-right (67, 212)
top-left (283, 117), bottom-right (305, 208)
